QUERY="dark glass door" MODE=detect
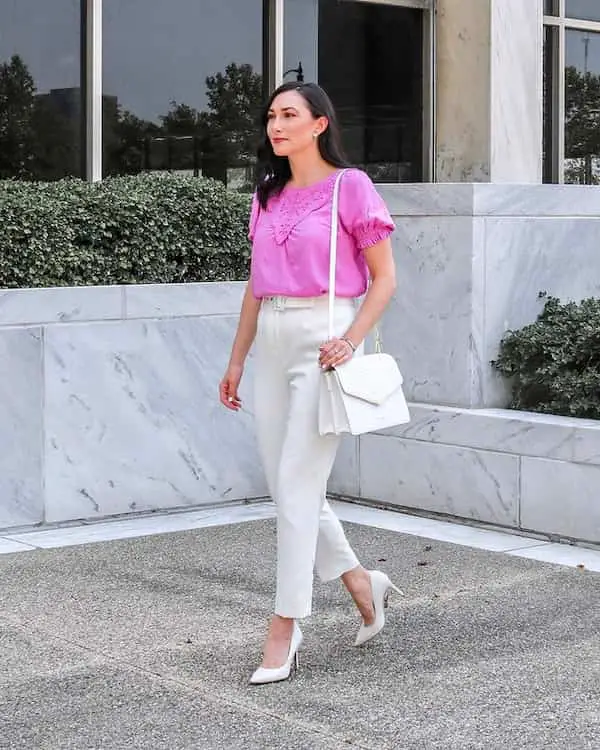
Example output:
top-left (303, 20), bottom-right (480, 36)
top-left (318, 1), bottom-right (424, 182)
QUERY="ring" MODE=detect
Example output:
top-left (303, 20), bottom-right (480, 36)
top-left (228, 396), bottom-right (234, 402)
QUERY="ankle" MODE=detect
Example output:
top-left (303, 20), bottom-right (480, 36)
top-left (269, 615), bottom-right (294, 636)
top-left (342, 565), bottom-right (369, 591)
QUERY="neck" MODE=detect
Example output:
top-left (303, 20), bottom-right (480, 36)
top-left (288, 149), bottom-right (336, 187)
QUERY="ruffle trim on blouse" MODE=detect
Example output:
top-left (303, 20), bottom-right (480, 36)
top-left (270, 172), bottom-right (338, 245)
top-left (354, 224), bottom-right (394, 251)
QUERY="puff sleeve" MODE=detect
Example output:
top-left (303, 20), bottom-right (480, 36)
top-left (338, 169), bottom-right (395, 251)
top-left (248, 193), bottom-right (260, 242)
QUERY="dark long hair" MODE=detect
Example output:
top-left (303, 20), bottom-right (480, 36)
top-left (255, 82), bottom-right (350, 208)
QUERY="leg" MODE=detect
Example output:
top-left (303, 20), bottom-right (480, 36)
top-left (253, 307), bottom-right (296, 669)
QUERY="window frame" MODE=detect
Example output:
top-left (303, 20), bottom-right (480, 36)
top-left (544, 0), bottom-right (600, 183)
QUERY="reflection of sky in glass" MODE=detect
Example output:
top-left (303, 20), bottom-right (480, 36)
top-left (0, 0), bottom-right (262, 123)
top-left (0, 0), bottom-right (80, 90)
top-left (103, 0), bottom-right (262, 121)
top-left (566, 0), bottom-right (600, 23)
top-left (566, 29), bottom-right (600, 76)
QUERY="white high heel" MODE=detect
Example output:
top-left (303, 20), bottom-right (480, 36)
top-left (249, 621), bottom-right (303, 685)
top-left (354, 570), bottom-right (402, 647)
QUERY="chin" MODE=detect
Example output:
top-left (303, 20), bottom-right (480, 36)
top-left (271, 143), bottom-right (292, 157)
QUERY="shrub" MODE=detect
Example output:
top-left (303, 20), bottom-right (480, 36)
top-left (0, 174), bottom-right (252, 288)
top-left (492, 294), bottom-right (600, 419)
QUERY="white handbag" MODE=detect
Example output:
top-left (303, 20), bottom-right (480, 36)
top-left (318, 171), bottom-right (410, 437)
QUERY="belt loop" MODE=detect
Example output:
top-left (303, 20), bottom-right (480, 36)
top-left (272, 296), bottom-right (284, 311)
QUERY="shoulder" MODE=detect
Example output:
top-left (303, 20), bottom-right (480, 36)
top-left (340, 167), bottom-right (374, 189)
top-left (337, 168), bottom-right (387, 214)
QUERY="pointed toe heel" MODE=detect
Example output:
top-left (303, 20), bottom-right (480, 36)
top-left (249, 622), bottom-right (303, 685)
top-left (354, 570), bottom-right (402, 647)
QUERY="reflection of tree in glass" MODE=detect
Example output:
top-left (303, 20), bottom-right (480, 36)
top-left (0, 54), bottom-right (80, 180)
top-left (565, 65), bottom-right (600, 184)
top-left (150, 62), bottom-right (263, 185)
top-left (201, 62), bottom-right (263, 184)
top-left (0, 55), bottom-right (37, 178)
top-left (0, 54), bottom-right (264, 185)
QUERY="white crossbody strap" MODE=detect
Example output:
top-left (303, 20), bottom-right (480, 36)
top-left (328, 168), bottom-right (384, 353)
top-left (328, 169), bottom-right (346, 341)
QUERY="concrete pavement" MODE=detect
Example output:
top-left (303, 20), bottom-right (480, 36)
top-left (1, 517), bottom-right (599, 749)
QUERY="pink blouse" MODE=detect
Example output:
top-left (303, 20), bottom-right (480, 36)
top-left (248, 168), bottom-right (395, 299)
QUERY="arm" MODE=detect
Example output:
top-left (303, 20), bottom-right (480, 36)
top-left (319, 238), bottom-right (396, 369)
top-left (220, 282), bottom-right (261, 410)
top-left (228, 281), bottom-right (261, 367)
top-left (343, 238), bottom-right (396, 348)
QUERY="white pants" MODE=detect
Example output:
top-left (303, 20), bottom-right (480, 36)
top-left (254, 294), bottom-right (360, 619)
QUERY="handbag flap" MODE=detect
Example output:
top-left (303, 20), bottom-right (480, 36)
top-left (335, 353), bottom-right (404, 406)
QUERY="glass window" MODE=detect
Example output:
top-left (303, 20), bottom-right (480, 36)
top-left (564, 29), bottom-right (600, 184)
top-left (543, 25), bottom-right (557, 182)
top-left (544, 0), bottom-right (556, 16)
top-left (0, 0), bottom-right (81, 180)
top-left (103, 0), bottom-right (264, 188)
top-left (566, 1), bottom-right (600, 22)
top-left (313, 0), bottom-right (424, 182)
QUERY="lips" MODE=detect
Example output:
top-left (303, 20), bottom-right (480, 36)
top-left (272, 138), bottom-right (287, 144)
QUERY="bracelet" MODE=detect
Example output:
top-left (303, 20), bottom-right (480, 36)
top-left (341, 337), bottom-right (357, 352)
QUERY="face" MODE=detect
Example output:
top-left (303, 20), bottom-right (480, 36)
top-left (266, 90), bottom-right (328, 158)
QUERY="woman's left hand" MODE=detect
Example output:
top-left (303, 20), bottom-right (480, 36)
top-left (319, 337), bottom-right (354, 370)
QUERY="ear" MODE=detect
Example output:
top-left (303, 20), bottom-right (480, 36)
top-left (315, 116), bottom-right (329, 137)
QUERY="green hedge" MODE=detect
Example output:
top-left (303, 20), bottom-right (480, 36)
top-left (0, 175), bottom-right (252, 288)
top-left (492, 294), bottom-right (600, 419)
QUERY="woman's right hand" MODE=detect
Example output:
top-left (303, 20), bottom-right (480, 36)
top-left (219, 364), bottom-right (244, 411)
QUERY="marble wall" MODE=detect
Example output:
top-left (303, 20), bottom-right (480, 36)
top-left (378, 183), bottom-right (600, 408)
top-left (0, 283), bottom-right (268, 529)
top-left (435, 0), bottom-right (542, 182)
top-left (329, 404), bottom-right (600, 545)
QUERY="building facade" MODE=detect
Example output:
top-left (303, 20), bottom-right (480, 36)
top-left (1, 0), bottom-right (600, 186)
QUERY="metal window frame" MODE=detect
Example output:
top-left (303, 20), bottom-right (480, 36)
top-left (81, 0), bottom-right (102, 182)
top-left (543, 0), bottom-right (600, 183)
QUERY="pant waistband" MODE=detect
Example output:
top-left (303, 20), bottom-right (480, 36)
top-left (262, 295), bottom-right (355, 311)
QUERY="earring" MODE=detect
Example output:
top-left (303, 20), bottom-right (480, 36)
top-left (313, 132), bottom-right (319, 139)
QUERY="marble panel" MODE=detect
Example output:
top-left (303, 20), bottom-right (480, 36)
top-left (7, 503), bottom-right (276, 550)
top-left (385, 404), bottom-right (600, 465)
top-left (506, 543), bottom-right (600, 574)
top-left (473, 184), bottom-right (600, 217)
top-left (384, 216), bottom-right (478, 406)
top-left (435, 0), bottom-right (492, 182)
top-left (0, 328), bottom-right (44, 528)
top-left (378, 184), bottom-right (475, 217)
top-left (331, 500), bottom-right (543, 553)
top-left (521, 457), bottom-right (600, 544)
top-left (328, 435), bottom-right (360, 498)
top-left (0, 286), bottom-right (123, 326)
top-left (359, 434), bottom-right (520, 527)
top-left (43, 317), bottom-right (267, 523)
top-left (124, 281), bottom-right (246, 320)
top-left (482, 217), bottom-right (600, 406)
top-left (490, 0), bottom-right (542, 183)
top-left (0, 538), bottom-right (35, 554)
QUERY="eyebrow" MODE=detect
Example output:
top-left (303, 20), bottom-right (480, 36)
top-left (268, 106), bottom-right (299, 114)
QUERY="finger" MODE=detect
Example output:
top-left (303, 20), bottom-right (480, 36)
top-left (220, 382), bottom-right (241, 410)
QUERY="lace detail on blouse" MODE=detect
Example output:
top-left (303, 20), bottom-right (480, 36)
top-left (269, 172), bottom-right (339, 245)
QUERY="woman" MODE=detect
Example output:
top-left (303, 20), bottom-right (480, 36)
top-left (219, 81), bottom-right (400, 685)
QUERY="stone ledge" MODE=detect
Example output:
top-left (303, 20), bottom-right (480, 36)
top-left (0, 282), bottom-right (246, 327)
top-left (378, 183), bottom-right (600, 217)
top-left (330, 405), bottom-right (600, 545)
top-left (377, 404), bottom-right (600, 466)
